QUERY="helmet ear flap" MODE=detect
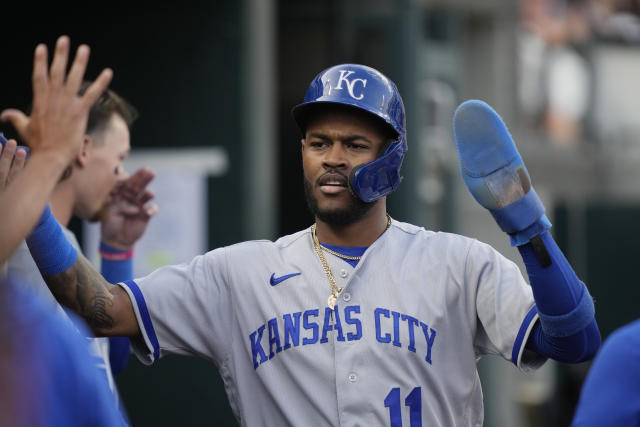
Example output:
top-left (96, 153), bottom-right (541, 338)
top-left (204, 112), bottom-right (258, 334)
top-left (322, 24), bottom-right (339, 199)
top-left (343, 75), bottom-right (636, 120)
top-left (349, 137), bottom-right (407, 203)
top-left (348, 164), bottom-right (365, 197)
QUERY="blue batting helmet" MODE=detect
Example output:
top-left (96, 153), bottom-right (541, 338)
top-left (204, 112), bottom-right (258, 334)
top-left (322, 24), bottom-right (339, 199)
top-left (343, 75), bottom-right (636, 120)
top-left (292, 64), bottom-right (407, 202)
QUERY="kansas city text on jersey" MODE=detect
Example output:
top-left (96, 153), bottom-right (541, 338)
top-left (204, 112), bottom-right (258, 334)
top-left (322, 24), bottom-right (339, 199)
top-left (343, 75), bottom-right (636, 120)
top-left (249, 305), bottom-right (437, 369)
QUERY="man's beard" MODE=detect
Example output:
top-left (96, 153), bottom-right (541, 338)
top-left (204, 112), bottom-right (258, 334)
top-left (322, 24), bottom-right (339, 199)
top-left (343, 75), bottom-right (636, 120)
top-left (303, 174), bottom-right (375, 227)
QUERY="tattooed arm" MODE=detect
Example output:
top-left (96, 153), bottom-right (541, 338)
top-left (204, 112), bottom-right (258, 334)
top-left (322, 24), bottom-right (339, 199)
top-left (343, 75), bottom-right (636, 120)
top-left (43, 253), bottom-right (139, 337)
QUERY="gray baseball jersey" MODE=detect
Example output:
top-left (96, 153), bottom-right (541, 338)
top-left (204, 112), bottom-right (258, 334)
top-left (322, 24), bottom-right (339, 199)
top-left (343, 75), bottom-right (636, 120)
top-left (7, 231), bottom-right (120, 404)
top-left (121, 219), bottom-right (545, 427)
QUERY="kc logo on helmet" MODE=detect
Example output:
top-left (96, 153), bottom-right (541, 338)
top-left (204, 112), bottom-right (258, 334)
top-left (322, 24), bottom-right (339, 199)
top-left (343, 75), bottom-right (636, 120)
top-left (335, 70), bottom-right (367, 100)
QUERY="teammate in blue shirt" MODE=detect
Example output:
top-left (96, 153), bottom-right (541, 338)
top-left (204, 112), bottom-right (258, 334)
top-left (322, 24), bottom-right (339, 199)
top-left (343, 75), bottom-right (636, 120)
top-left (1, 283), bottom-right (127, 427)
top-left (571, 319), bottom-right (640, 426)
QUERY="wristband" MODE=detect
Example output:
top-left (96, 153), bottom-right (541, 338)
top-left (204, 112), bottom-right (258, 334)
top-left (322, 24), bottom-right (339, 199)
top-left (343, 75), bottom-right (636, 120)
top-left (26, 204), bottom-right (78, 275)
top-left (100, 242), bottom-right (134, 284)
top-left (509, 214), bottom-right (553, 247)
top-left (99, 242), bottom-right (134, 261)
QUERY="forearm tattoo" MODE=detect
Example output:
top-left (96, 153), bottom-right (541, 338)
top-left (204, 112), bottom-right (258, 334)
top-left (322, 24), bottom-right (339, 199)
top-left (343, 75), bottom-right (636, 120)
top-left (44, 255), bottom-right (114, 333)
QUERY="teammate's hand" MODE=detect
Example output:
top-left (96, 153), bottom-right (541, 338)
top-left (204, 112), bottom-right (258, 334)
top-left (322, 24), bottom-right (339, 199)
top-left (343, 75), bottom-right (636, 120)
top-left (0, 35), bottom-right (113, 164)
top-left (100, 167), bottom-right (158, 250)
top-left (0, 138), bottom-right (28, 192)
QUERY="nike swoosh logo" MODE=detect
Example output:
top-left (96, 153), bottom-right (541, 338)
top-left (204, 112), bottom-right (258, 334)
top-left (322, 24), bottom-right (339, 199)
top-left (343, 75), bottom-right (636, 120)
top-left (270, 272), bottom-right (301, 286)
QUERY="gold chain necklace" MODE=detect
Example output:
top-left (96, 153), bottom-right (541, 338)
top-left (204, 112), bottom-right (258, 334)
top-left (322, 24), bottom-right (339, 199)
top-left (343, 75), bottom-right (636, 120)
top-left (311, 214), bottom-right (392, 309)
top-left (321, 245), bottom-right (363, 261)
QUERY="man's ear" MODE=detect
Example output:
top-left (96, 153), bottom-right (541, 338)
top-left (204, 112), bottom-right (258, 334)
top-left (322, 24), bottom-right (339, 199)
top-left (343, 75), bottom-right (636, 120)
top-left (300, 138), bottom-right (306, 153)
top-left (75, 135), bottom-right (92, 168)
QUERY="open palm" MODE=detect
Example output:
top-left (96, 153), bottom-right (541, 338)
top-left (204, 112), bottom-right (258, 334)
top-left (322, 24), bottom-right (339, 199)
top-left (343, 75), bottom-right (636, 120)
top-left (100, 167), bottom-right (157, 250)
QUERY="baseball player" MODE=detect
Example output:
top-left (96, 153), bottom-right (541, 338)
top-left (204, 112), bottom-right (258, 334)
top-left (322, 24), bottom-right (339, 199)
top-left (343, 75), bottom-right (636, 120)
top-left (24, 63), bottom-right (600, 426)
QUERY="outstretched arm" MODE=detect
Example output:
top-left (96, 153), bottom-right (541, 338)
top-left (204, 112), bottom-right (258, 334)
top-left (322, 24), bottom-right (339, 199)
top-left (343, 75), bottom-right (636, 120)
top-left (0, 35), bottom-right (112, 263)
top-left (453, 100), bottom-right (600, 362)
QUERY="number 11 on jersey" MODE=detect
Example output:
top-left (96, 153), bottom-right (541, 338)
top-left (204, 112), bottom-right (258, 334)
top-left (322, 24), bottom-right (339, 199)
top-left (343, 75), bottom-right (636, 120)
top-left (384, 387), bottom-right (422, 427)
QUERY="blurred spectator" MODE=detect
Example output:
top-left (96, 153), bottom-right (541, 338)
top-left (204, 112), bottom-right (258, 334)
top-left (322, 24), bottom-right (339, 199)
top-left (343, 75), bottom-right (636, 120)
top-left (518, 0), bottom-right (593, 146)
top-left (591, 0), bottom-right (640, 43)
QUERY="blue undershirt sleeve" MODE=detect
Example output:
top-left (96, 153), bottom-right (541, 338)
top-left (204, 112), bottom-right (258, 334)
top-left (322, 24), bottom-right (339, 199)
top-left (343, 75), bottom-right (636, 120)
top-left (100, 242), bottom-right (133, 375)
top-left (519, 231), bottom-right (600, 362)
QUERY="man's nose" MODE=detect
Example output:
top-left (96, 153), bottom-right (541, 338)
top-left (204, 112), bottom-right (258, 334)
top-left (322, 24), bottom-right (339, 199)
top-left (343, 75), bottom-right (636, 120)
top-left (323, 144), bottom-right (348, 168)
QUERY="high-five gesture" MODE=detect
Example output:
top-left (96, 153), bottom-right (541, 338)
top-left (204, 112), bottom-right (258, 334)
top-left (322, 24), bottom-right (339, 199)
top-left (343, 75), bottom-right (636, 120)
top-left (1, 35), bottom-right (113, 163)
top-left (0, 36), bottom-right (112, 263)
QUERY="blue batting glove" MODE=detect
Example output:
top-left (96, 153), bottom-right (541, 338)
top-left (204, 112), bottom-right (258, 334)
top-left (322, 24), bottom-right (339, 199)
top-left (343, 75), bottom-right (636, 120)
top-left (452, 100), bottom-right (551, 246)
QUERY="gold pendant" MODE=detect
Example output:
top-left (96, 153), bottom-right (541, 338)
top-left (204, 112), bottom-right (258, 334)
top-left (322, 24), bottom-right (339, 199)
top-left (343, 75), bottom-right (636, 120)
top-left (328, 294), bottom-right (337, 310)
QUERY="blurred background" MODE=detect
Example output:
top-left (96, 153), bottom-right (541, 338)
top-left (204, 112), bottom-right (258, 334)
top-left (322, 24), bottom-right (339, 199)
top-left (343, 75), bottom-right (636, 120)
top-left (3, 0), bottom-right (640, 425)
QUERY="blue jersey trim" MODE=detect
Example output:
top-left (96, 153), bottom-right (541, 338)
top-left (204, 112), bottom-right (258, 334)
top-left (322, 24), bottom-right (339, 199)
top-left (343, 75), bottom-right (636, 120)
top-left (122, 280), bottom-right (160, 361)
top-left (320, 243), bottom-right (367, 268)
top-left (511, 305), bottom-right (538, 365)
top-left (319, 243), bottom-right (367, 258)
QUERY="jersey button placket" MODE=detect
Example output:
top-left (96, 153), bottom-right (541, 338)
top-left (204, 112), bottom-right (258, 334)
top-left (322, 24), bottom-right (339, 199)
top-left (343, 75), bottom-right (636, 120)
top-left (330, 257), bottom-right (356, 426)
top-left (334, 328), bottom-right (364, 426)
top-left (337, 266), bottom-right (351, 300)
top-left (328, 257), bottom-right (352, 301)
